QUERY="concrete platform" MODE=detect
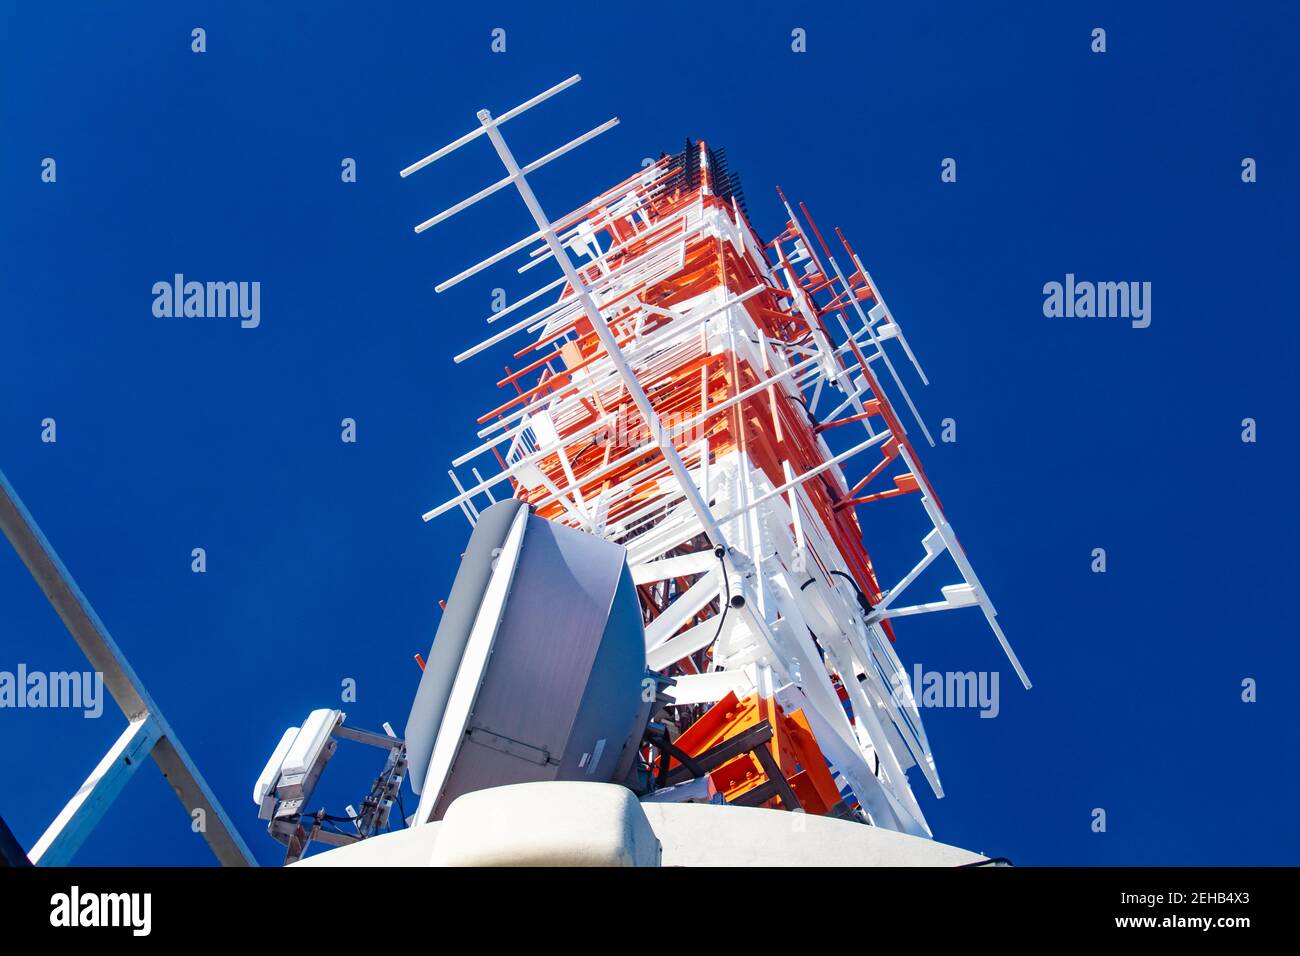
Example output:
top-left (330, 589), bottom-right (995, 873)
top-left (293, 781), bottom-right (987, 867)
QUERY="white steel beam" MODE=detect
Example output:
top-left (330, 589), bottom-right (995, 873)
top-left (476, 106), bottom-right (729, 550)
top-left (29, 716), bottom-right (160, 866)
top-left (0, 469), bottom-right (257, 866)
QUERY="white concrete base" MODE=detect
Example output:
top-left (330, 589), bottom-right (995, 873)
top-left (292, 781), bottom-right (987, 867)
top-left (430, 781), bottom-right (661, 867)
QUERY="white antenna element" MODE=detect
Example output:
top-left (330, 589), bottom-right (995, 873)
top-left (399, 76), bottom-right (1030, 838)
top-left (402, 75), bottom-right (727, 550)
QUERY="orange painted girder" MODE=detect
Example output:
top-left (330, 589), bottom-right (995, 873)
top-left (668, 691), bottom-right (843, 815)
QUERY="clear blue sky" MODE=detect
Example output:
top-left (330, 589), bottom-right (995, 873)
top-left (1, 1), bottom-right (1296, 866)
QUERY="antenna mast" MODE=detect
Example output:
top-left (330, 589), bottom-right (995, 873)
top-left (402, 75), bottom-right (1030, 835)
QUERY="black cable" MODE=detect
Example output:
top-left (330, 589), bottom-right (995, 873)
top-left (571, 435), bottom-right (601, 468)
top-left (829, 569), bottom-right (874, 616)
top-left (781, 391), bottom-right (818, 428)
top-left (317, 817), bottom-right (353, 838)
top-left (711, 549), bottom-right (732, 645)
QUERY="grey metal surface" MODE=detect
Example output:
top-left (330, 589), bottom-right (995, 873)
top-left (408, 505), bottom-right (649, 821)
top-left (405, 498), bottom-right (526, 794)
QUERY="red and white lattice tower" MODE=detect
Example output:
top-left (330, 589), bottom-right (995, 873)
top-left (403, 76), bottom-right (1029, 837)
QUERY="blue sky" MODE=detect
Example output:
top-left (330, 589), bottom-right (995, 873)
top-left (1, 1), bottom-right (1297, 866)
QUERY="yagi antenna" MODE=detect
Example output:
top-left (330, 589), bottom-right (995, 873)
top-left (400, 74), bottom-right (728, 549)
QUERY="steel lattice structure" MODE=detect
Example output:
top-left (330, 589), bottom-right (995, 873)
top-left (403, 75), bottom-right (1029, 837)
